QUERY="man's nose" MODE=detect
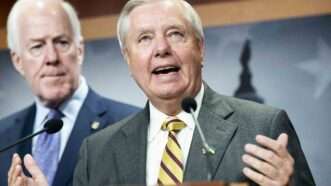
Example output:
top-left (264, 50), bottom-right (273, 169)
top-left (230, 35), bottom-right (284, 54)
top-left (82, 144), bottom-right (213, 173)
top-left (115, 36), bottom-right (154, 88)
top-left (154, 36), bottom-right (171, 58)
top-left (45, 44), bottom-right (59, 64)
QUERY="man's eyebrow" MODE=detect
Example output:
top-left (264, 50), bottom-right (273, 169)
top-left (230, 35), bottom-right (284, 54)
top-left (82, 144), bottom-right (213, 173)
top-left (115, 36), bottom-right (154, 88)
top-left (28, 38), bottom-right (44, 43)
top-left (54, 34), bottom-right (70, 40)
top-left (136, 28), bottom-right (153, 35)
top-left (29, 38), bottom-right (43, 43)
top-left (165, 27), bottom-right (187, 35)
top-left (167, 24), bottom-right (185, 30)
top-left (28, 34), bottom-right (69, 42)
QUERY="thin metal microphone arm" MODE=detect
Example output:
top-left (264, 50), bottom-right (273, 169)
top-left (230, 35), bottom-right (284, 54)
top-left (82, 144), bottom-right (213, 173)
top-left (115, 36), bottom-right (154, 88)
top-left (189, 108), bottom-right (215, 155)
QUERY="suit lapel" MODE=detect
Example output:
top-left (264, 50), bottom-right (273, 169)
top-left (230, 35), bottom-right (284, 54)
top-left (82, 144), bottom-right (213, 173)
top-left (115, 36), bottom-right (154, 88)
top-left (17, 105), bottom-right (36, 157)
top-left (184, 85), bottom-right (238, 181)
top-left (53, 90), bottom-right (108, 186)
top-left (114, 105), bottom-right (149, 185)
top-left (0, 105), bottom-right (35, 179)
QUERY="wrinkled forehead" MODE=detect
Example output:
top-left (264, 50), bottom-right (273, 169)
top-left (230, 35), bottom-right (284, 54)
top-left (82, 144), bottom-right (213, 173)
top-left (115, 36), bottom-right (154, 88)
top-left (129, 0), bottom-right (186, 19)
top-left (127, 1), bottom-right (190, 31)
top-left (18, 0), bottom-right (67, 23)
top-left (16, 1), bottom-right (72, 39)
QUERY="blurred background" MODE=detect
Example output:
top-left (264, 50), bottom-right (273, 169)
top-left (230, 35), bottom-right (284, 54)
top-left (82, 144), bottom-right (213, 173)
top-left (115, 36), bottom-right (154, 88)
top-left (1, 0), bottom-right (330, 185)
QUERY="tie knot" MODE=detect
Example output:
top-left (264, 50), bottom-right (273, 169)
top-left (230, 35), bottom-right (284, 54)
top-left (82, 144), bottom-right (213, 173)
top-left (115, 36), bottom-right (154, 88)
top-left (47, 109), bottom-right (64, 120)
top-left (161, 117), bottom-right (186, 133)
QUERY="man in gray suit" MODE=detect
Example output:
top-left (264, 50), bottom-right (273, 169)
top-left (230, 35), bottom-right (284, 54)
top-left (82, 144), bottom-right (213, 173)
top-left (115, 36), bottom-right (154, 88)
top-left (9, 0), bottom-right (315, 186)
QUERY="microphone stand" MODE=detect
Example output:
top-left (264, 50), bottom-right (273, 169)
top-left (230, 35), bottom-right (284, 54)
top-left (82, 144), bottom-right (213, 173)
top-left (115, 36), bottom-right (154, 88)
top-left (0, 119), bottom-right (63, 153)
top-left (188, 108), bottom-right (215, 181)
top-left (0, 130), bottom-right (46, 153)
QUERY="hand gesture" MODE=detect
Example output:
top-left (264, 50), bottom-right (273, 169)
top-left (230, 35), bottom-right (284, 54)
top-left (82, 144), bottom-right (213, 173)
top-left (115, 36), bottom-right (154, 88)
top-left (242, 133), bottom-right (294, 186)
top-left (8, 154), bottom-right (49, 186)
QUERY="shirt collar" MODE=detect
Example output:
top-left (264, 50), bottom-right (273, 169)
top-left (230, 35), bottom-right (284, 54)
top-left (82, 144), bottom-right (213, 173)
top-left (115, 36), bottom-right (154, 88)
top-left (148, 83), bottom-right (205, 142)
top-left (35, 76), bottom-right (89, 129)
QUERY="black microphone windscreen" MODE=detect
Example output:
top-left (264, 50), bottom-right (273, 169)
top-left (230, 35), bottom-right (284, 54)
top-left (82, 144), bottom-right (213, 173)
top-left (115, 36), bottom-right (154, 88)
top-left (181, 97), bottom-right (197, 113)
top-left (44, 119), bottom-right (63, 134)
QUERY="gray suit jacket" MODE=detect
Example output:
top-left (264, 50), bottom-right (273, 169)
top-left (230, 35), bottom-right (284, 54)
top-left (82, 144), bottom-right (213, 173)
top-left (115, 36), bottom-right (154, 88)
top-left (74, 85), bottom-right (315, 186)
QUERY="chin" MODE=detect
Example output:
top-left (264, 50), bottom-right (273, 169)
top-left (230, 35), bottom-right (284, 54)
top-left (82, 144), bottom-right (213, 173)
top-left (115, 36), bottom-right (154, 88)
top-left (41, 89), bottom-right (71, 103)
top-left (154, 89), bottom-right (185, 100)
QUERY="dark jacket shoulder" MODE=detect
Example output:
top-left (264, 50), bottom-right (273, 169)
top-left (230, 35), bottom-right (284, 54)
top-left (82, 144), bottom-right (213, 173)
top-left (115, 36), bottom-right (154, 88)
top-left (0, 104), bottom-right (35, 133)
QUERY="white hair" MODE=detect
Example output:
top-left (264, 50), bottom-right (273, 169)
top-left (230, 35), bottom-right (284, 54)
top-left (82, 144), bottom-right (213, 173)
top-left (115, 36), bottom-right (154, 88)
top-left (6, 0), bottom-right (82, 53)
top-left (116, 0), bottom-right (204, 50)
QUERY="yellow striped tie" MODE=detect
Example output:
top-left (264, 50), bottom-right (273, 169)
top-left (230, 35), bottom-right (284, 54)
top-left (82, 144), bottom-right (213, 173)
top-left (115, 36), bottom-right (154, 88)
top-left (158, 117), bottom-right (186, 185)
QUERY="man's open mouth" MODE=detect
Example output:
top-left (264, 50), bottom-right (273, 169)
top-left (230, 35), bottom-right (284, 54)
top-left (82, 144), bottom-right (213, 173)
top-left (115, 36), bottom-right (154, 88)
top-left (152, 65), bottom-right (180, 75)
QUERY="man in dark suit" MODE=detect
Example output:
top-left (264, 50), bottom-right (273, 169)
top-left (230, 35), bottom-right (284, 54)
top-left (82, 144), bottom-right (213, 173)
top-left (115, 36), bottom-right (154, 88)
top-left (8, 0), bottom-right (315, 186)
top-left (1, 0), bottom-right (138, 186)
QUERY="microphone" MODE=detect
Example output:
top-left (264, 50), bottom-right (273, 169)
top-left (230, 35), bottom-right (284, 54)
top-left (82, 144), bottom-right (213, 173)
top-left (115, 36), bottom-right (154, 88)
top-left (181, 97), bottom-right (197, 113)
top-left (0, 119), bottom-right (63, 153)
top-left (182, 97), bottom-right (215, 180)
top-left (182, 97), bottom-right (215, 155)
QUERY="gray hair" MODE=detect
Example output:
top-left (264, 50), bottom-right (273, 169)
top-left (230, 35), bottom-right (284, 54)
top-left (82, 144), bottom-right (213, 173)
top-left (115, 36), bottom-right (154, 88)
top-left (117, 0), bottom-right (204, 50)
top-left (7, 0), bottom-right (82, 53)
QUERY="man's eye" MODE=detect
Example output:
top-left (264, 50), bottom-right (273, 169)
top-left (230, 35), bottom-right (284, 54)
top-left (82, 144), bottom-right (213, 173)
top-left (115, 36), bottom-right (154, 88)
top-left (58, 40), bottom-right (69, 46)
top-left (168, 31), bottom-right (184, 42)
top-left (56, 40), bottom-right (70, 51)
top-left (31, 44), bottom-right (42, 50)
top-left (170, 31), bottom-right (184, 37)
top-left (29, 44), bottom-right (44, 56)
top-left (138, 35), bottom-right (151, 43)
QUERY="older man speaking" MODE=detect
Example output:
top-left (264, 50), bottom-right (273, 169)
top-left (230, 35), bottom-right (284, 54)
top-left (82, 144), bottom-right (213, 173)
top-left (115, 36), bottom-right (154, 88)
top-left (8, 0), bottom-right (315, 186)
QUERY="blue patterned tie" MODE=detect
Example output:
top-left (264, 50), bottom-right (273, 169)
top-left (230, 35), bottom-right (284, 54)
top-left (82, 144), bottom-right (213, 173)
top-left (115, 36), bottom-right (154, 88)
top-left (34, 109), bottom-right (63, 185)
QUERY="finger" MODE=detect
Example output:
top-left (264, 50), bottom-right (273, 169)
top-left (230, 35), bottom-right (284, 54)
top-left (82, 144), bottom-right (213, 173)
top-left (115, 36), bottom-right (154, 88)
top-left (27, 177), bottom-right (40, 186)
top-left (13, 176), bottom-right (26, 186)
top-left (11, 165), bottom-right (28, 186)
top-left (8, 154), bottom-right (19, 178)
top-left (242, 154), bottom-right (278, 179)
top-left (13, 176), bottom-right (21, 186)
top-left (27, 178), bottom-right (36, 186)
top-left (243, 167), bottom-right (277, 186)
top-left (244, 144), bottom-right (282, 168)
top-left (8, 154), bottom-right (22, 186)
top-left (277, 133), bottom-right (288, 147)
top-left (277, 134), bottom-right (295, 176)
top-left (9, 165), bottom-right (23, 186)
top-left (256, 134), bottom-right (289, 157)
top-left (23, 154), bottom-right (48, 185)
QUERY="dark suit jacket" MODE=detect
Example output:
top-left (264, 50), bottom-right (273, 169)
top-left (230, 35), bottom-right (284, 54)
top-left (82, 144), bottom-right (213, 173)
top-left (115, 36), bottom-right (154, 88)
top-left (0, 89), bottom-right (139, 186)
top-left (74, 85), bottom-right (315, 186)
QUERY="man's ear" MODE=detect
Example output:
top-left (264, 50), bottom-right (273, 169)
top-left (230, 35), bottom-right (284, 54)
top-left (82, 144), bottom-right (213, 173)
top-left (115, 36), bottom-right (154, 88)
top-left (11, 51), bottom-right (25, 76)
top-left (122, 48), bottom-right (131, 65)
top-left (121, 48), bottom-right (134, 77)
top-left (198, 38), bottom-right (205, 66)
top-left (77, 38), bottom-right (85, 65)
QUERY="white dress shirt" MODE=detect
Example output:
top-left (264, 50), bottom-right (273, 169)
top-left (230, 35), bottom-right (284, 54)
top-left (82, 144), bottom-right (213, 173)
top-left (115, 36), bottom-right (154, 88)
top-left (32, 76), bottom-right (89, 161)
top-left (146, 84), bottom-right (205, 186)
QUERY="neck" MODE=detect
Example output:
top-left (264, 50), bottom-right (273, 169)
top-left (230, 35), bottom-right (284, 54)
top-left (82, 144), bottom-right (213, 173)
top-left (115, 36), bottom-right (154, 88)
top-left (38, 95), bottom-right (69, 109)
top-left (150, 85), bottom-right (203, 116)
top-left (151, 97), bottom-right (182, 116)
top-left (150, 96), bottom-right (182, 116)
top-left (43, 100), bottom-right (63, 109)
